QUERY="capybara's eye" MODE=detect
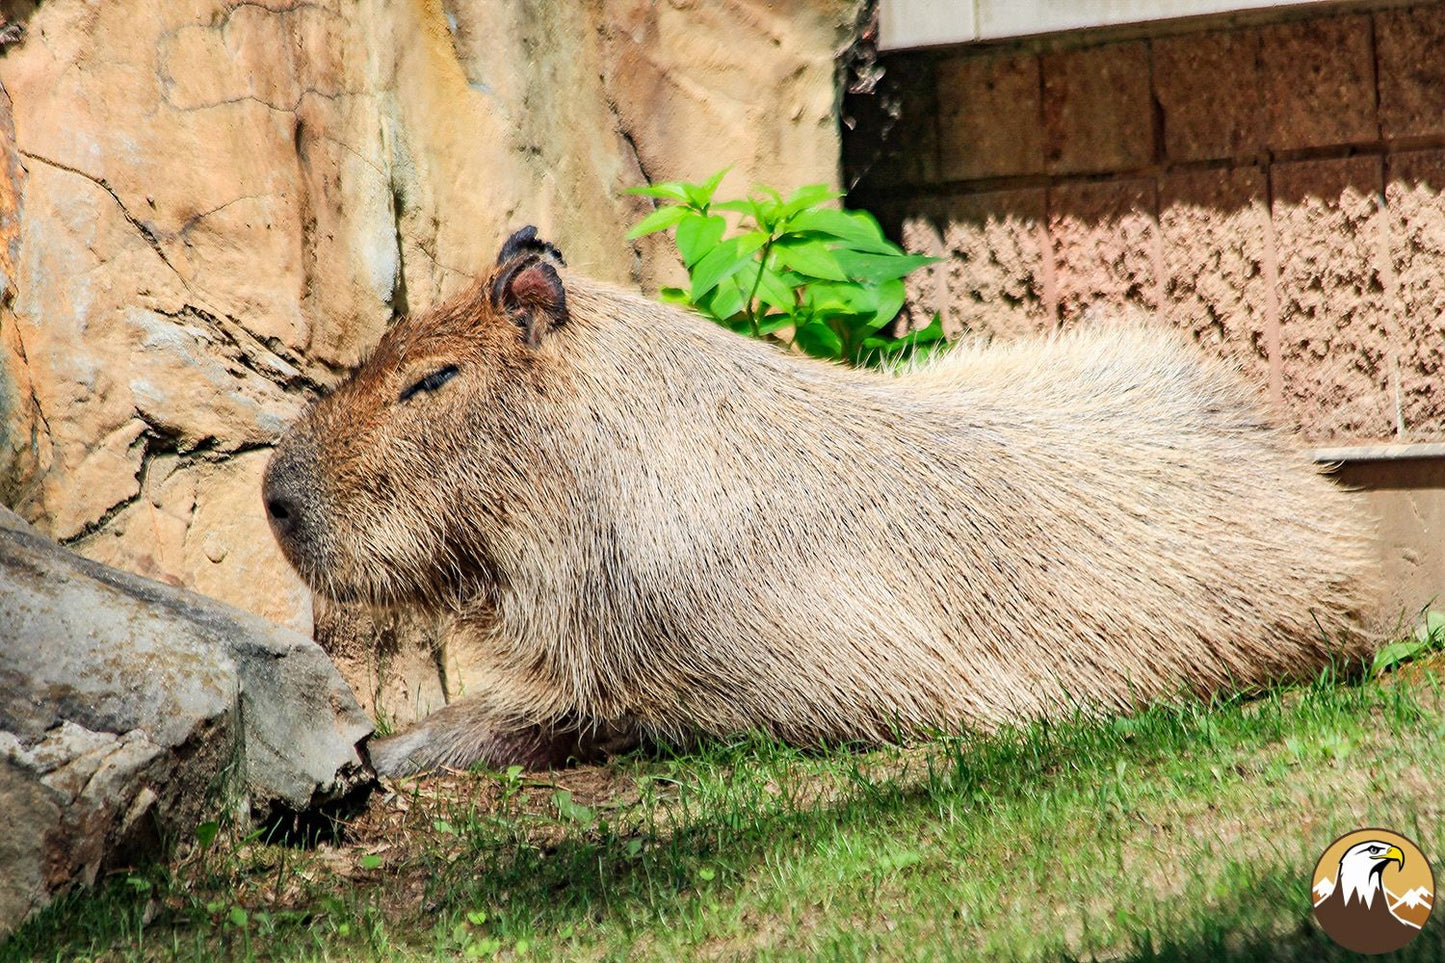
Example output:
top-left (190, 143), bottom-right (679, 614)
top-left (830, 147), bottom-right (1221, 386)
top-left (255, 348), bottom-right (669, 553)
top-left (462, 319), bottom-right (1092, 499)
top-left (399, 364), bottom-right (459, 402)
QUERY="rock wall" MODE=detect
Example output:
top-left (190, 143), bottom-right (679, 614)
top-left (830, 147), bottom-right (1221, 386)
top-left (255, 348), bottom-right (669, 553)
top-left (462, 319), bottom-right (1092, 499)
top-left (0, 0), bottom-right (860, 721)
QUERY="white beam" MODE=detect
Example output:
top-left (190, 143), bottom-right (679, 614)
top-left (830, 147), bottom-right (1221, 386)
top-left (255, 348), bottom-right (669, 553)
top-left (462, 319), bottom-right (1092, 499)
top-left (878, 0), bottom-right (1347, 51)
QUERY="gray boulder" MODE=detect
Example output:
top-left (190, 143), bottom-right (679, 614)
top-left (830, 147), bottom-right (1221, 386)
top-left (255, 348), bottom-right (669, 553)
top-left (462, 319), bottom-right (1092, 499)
top-left (0, 507), bottom-right (374, 935)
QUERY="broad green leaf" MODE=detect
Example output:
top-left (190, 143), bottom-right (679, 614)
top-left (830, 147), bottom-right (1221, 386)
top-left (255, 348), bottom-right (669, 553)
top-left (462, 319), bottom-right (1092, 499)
top-left (711, 199), bottom-right (764, 219)
top-left (703, 167), bottom-right (731, 193)
top-left (690, 232), bottom-right (769, 300)
top-left (755, 314), bottom-right (794, 336)
top-left (683, 167), bottom-right (732, 208)
top-left (751, 189), bottom-right (787, 230)
top-left (676, 214), bottom-right (727, 268)
top-left (862, 278), bottom-right (907, 333)
top-left (774, 238), bottom-right (848, 281)
top-left (793, 321), bottom-right (845, 359)
top-left (554, 789), bottom-right (595, 823)
top-left (771, 269), bottom-right (810, 290)
top-left (752, 265), bottom-right (797, 313)
top-left (703, 277), bottom-right (746, 321)
top-left (834, 249), bottom-right (940, 283)
top-left (1375, 609), bottom-right (1445, 675)
top-left (658, 286), bottom-right (692, 306)
top-left (786, 208), bottom-right (899, 254)
top-left (626, 203), bottom-right (690, 239)
top-left (625, 181), bottom-right (693, 203)
top-left (1373, 639), bottom-right (1425, 675)
top-left (195, 820), bottom-right (220, 849)
top-left (803, 280), bottom-right (877, 316)
top-left (779, 183), bottom-right (842, 219)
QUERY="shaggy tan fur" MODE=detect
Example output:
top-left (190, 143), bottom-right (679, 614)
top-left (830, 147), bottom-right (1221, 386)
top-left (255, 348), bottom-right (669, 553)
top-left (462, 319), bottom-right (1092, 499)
top-left (263, 230), bottom-right (1377, 777)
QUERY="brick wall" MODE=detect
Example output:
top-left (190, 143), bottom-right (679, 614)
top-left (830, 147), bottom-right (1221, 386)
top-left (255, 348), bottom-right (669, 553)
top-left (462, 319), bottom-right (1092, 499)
top-left (846, 3), bottom-right (1445, 444)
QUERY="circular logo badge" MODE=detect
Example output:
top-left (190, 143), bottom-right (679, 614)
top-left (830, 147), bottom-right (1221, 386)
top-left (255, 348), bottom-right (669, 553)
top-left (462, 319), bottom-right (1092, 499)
top-left (1312, 828), bottom-right (1434, 955)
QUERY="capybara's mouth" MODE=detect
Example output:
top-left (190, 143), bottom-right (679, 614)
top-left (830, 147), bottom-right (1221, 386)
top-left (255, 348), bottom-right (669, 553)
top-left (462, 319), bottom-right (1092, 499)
top-left (300, 566), bottom-right (402, 611)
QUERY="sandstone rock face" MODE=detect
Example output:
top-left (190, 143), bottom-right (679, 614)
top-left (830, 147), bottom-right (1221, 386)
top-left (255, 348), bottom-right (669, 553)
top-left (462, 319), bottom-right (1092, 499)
top-left (0, 507), bottom-right (373, 935)
top-left (0, 1), bottom-right (859, 722)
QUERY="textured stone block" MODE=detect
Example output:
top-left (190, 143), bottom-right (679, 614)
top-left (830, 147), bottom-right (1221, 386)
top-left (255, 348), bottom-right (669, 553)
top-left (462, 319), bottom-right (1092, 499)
top-left (1376, 6), bottom-right (1445, 141)
top-left (933, 189), bottom-right (1053, 338)
top-left (1042, 42), bottom-right (1153, 174)
top-left (897, 210), bottom-right (948, 334)
top-left (1258, 15), bottom-right (1376, 151)
top-left (1159, 167), bottom-right (1272, 392)
top-left (1153, 28), bottom-right (1264, 162)
top-left (936, 52), bottom-right (1043, 181)
top-left (1385, 150), bottom-right (1445, 440)
top-left (1271, 156), bottom-right (1393, 442)
top-left (1049, 178), bottom-right (1158, 325)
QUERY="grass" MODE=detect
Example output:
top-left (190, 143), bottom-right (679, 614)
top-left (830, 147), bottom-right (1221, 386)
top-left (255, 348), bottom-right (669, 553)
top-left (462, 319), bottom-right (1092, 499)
top-left (5, 654), bottom-right (1444, 962)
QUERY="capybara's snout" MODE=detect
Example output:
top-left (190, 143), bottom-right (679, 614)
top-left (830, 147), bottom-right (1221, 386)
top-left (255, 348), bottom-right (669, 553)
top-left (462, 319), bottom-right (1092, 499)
top-left (262, 433), bottom-right (323, 572)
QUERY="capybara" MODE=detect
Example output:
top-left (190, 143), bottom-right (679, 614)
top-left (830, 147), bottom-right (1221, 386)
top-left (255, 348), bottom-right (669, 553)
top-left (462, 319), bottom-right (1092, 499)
top-left (263, 227), bottom-right (1376, 776)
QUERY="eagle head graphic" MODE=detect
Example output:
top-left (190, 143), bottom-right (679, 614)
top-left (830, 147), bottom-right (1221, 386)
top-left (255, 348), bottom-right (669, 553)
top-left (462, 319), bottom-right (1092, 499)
top-left (1314, 839), bottom-right (1421, 954)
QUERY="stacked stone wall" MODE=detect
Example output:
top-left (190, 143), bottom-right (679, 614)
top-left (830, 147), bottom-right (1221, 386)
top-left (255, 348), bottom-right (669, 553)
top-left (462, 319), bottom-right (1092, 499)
top-left (849, 3), bottom-right (1445, 443)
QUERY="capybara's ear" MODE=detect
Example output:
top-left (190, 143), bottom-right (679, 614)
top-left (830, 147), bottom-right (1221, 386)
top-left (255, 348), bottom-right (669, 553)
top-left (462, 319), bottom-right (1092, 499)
top-left (490, 255), bottom-right (568, 348)
top-left (496, 225), bottom-right (566, 269)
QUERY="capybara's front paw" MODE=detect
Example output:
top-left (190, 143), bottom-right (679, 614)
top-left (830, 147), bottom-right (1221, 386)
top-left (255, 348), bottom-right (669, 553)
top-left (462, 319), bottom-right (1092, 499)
top-left (365, 704), bottom-right (641, 777)
top-left (367, 728), bottom-right (434, 778)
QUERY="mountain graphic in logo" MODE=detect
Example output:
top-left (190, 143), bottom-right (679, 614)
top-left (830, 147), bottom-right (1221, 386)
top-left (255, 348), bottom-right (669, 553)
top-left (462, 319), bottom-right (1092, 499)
top-left (1312, 829), bottom-right (1434, 954)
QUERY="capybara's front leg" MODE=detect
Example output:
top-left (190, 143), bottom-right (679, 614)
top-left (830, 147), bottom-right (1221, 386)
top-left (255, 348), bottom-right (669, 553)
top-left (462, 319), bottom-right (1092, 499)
top-left (367, 698), bottom-right (640, 777)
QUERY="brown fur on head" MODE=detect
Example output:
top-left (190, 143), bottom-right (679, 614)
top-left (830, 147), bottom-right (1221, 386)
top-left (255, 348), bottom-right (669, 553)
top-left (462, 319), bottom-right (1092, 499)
top-left (262, 228), bottom-right (571, 610)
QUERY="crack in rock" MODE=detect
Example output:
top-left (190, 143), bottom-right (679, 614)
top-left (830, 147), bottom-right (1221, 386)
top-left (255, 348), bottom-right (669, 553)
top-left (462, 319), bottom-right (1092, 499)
top-left (17, 150), bottom-right (189, 289)
top-left (150, 303), bottom-right (324, 394)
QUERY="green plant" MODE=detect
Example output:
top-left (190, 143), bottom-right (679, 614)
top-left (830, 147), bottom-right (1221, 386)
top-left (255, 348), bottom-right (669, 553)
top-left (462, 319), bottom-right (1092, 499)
top-left (1372, 608), bottom-right (1445, 676)
top-left (627, 169), bottom-right (943, 365)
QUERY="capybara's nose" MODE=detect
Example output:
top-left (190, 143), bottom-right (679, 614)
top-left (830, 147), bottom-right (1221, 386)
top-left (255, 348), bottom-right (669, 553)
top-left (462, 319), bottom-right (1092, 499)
top-left (264, 493), bottom-right (299, 536)
top-left (261, 441), bottom-right (318, 556)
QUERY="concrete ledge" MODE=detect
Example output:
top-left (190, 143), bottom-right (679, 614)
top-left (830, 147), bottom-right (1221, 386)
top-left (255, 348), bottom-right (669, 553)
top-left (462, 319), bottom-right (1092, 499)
top-left (880, 0), bottom-right (1345, 50)
top-left (1328, 456), bottom-right (1445, 621)
top-left (1310, 443), bottom-right (1445, 463)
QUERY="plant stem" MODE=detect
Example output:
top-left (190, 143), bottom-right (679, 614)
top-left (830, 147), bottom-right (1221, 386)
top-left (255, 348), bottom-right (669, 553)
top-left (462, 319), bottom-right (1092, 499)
top-left (743, 235), bottom-right (774, 339)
